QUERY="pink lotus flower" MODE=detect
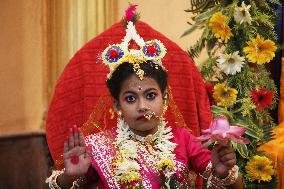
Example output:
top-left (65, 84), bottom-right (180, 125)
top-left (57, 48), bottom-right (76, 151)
top-left (125, 4), bottom-right (138, 21)
top-left (195, 116), bottom-right (249, 148)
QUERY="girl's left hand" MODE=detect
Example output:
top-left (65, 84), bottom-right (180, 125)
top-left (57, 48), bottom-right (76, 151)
top-left (211, 143), bottom-right (237, 178)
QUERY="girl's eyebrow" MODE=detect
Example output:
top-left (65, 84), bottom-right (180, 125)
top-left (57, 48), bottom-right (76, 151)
top-left (122, 90), bottom-right (137, 95)
top-left (122, 88), bottom-right (158, 95)
top-left (143, 88), bottom-right (158, 94)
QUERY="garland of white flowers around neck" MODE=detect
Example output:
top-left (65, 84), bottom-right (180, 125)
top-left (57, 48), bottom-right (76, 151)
top-left (112, 118), bottom-right (178, 188)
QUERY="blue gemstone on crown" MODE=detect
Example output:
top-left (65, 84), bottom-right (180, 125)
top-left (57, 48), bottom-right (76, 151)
top-left (105, 46), bottom-right (124, 63)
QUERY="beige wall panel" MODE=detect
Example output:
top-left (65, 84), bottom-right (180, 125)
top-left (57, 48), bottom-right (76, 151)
top-left (116, 0), bottom-right (207, 66)
top-left (0, 0), bottom-right (45, 134)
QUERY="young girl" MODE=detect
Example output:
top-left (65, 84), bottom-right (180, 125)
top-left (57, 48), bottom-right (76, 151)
top-left (46, 6), bottom-right (244, 189)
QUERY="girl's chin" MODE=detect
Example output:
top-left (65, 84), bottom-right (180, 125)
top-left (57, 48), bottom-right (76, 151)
top-left (129, 125), bottom-right (158, 136)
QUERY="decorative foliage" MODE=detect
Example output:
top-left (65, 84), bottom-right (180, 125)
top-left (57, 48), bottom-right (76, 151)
top-left (184, 0), bottom-right (279, 188)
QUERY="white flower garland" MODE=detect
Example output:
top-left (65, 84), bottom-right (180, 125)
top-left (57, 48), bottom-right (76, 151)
top-left (122, 21), bottom-right (145, 47)
top-left (113, 118), bottom-right (177, 187)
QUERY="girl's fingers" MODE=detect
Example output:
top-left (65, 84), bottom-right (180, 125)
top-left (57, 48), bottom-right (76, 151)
top-left (73, 125), bottom-right (80, 146)
top-left (223, 159), bottom-right (236, 167)
top-left (218, 147), bottom-right (234, 157)
top-left (78, 128), bottom-right (86, 147)
top-left (68, 127), bottom-right (75, 148)
top-left (213, 143), bottom-right (224, 152)
top-left (85, 145), bottom-right (92, 159)
top-left (220, 152), bottom-right (235, 162)
top-left (63, 139), bottom-right (69, 153)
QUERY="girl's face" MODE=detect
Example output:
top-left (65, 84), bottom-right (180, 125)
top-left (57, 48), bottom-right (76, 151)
top-left (116, 74), bottom-right (165, 136)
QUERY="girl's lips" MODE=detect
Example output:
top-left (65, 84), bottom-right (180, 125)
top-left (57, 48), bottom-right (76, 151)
top-left (137, 116), bottom-right (148, 121)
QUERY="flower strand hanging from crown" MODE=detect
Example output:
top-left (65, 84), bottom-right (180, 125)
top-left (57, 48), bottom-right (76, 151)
top-left (101, 4), bottom-right (167, 80)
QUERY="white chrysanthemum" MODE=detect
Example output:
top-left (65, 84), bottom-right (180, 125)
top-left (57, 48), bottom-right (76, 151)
top-left (234, 1), bottom-right (252, 25)
top-left (116, 160), bottom-right (140, 173)
top-left (216, 51), bottom-right (245, 75)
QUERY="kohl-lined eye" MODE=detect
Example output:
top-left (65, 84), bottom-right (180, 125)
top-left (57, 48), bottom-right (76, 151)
top-left (146, 92), bottom-right (157, 100)
top-left (125, 95), bottom-right (136, 103)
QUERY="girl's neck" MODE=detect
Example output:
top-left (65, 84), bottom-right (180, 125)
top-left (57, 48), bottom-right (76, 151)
top-left (129, 126), bottom-right (158, 137)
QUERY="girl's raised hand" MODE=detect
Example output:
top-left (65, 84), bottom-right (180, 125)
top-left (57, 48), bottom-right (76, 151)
top-left (63, 125), bottom-right (91, 178)
top-left (211, 143), bottom-right (237, 178)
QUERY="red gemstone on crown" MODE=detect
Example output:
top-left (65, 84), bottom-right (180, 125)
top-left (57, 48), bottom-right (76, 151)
top-left (109, 49), bottom-right (119, 58)
top-left (147, 45), bottom-right (157, 54)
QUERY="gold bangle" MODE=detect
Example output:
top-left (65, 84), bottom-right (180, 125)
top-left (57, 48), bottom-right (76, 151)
top-left (70, 176), bottom-right (86, 189)
top-left (46, 170), bottom-right (64, 189)
top-left (207, 165), bottom-right (239, 189)
top-left (202, 162), bottom-right (213, 180)
top-left (201, 162), bottom-right (239, 189)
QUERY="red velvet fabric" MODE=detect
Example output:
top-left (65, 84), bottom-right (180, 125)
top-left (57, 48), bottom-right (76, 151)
top-left (45, 21), bottom-right (212, 174)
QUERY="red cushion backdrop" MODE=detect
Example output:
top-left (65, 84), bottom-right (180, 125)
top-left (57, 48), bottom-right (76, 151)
top-left (45, 20), bottom-right (212, 173)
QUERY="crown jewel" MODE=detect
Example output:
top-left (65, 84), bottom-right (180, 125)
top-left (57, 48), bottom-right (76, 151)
top-left (101, 6), bottom-right (167, 80)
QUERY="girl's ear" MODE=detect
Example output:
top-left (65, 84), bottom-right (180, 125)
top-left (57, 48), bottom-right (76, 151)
top-left (113, 100), bottom-right (121, 112)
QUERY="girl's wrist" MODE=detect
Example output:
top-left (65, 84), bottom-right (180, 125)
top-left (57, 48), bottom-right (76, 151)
top-left (213, 169), bottom-right (229, 179)
top-left (57, 171), bottom-right (84, 188)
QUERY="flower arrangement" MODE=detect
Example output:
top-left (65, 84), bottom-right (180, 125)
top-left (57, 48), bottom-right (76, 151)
top-left (183, 0), bottom-right (280, 188)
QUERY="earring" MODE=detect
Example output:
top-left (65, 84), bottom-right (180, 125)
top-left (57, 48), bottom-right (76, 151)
top-left (117, 110), bottom-right (122, 118)
top-left (162, 94), bottom-right (168, 116)
top-left (162, 102), bottom-right (168, 115)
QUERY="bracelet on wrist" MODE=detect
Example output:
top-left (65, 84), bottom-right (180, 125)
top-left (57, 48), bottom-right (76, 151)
top-left (46, 169), bottom-right (86, 189)
top-left (201, 162), bottom-right (239, 189)
top-left (45, 170), bottom-right (64, 189)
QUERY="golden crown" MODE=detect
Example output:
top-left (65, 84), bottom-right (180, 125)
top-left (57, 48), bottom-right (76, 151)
top-left (101, 6), bottom-right (167, 80)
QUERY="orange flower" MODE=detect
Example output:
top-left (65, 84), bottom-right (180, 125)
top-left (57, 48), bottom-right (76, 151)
top-left (243, 35), bottom-right (277, 64)
top-left (209, 12), bottom-right (233, 42)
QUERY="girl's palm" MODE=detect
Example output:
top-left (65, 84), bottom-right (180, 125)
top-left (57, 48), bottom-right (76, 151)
top-left (63, 126), bottom-right (91, 177)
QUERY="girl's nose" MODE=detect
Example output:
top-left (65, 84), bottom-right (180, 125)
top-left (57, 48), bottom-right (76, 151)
top-left (137, 99), bottom-right (149, 113)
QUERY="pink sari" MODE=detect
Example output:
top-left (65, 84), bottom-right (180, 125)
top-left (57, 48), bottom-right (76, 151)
top-left (85, 127), bottom-right (211, 189)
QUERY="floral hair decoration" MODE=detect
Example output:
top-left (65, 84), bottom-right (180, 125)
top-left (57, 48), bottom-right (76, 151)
top-left (101, 6), bottom-right (167, 80)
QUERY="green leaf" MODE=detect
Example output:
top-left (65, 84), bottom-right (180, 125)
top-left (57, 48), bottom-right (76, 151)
top-left (232, 142), bottom-right (249, 158)
top-left (210, 106), bottom-right (234, 121)
top-left (194, 6), bottom-right (219, 21)
top-left (181, 24), bottom-right (201, 37)
top-left (234, 119), bottom-right (261, 140)
top-left (267, 0), bottom-right (282, 5)
top-left (186, 0), bottom-right (219, 14)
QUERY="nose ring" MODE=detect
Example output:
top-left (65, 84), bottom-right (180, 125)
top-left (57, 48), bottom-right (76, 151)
top-left (138, 107), bottom-right (149, 112)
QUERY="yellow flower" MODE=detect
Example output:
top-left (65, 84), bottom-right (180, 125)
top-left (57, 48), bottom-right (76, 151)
top-left (213, 83), bottom-right (238, 107)
top-left (120, 170), bottom-right (140, 184)
top-left (243, 35), bottom-right (277, 64)
top-left (245, 155), bottom-right (274, 182)
top-left (209, 12), bottom-right (233, 42)
top-left (158, 159), bottom-right (174, 171)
